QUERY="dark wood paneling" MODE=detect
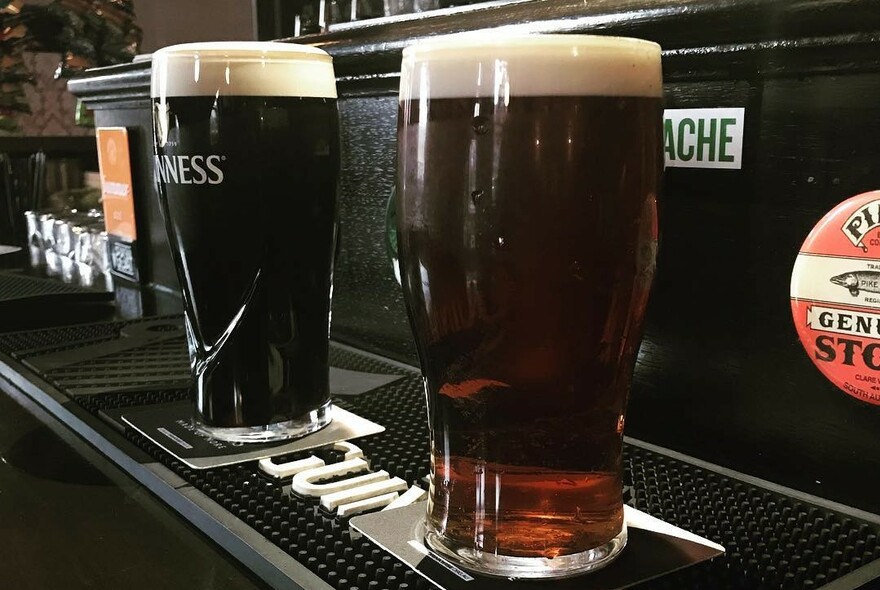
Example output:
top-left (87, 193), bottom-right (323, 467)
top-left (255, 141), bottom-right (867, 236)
top-left (629, 73), bottom-right (880, 514)
top-left (301, 0), bottom-right (880, 76)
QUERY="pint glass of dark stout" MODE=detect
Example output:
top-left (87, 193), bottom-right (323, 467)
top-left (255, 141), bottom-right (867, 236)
top-left (396, 35), bottom-right (662, 578)
top-left (151, 43), bottom-right (340, 442)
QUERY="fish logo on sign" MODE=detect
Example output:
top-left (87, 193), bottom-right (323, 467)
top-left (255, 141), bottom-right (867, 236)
top-left (830, 271), bottom-right (880, 296)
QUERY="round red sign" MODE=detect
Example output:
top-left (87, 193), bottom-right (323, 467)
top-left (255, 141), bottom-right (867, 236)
top-left (791, 190), bottom-right (880, 405)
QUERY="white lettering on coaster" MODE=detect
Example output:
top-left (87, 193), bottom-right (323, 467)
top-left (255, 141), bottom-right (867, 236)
top-left (337, 492), bottom-right (400, 517)
top-left (258, 455), bottom-right (325, 479)
top-left (157, 427), bottom-right (193, 450)
top-left (264, 442), bottom-right (414, 517)
top-left (321, 477), bottom-right (408, 510)
top-left (332, 441), bottom-right (364, 460)
top-left (292, 458), bottom-right (380, 496)
top-left (383, 486), bottom-right (427, 511)
top-left (258, 442), bottom-right (364, 479)
top-left (663, 108), bottom-right (745, 169)
top-left (296, 469), bottom-right (391, 497)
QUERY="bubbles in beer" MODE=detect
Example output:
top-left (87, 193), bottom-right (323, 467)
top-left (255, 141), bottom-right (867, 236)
top-left (472, 115), bottom-right (489, 135)
top-left (400, 93), bottom-right (662, 561)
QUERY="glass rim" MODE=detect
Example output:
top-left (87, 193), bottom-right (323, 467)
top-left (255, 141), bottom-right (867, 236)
top-left (150, 41), bottom-right (337, 99)
top-left (152, 41), bottom-right (332, 63)
top-left (398, 32), bottom-right (662, 100)
top-left (401, 33), bottom-right (661, 61)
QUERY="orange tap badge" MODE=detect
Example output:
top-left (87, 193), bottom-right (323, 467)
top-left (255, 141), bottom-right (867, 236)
top-left (791, 190), bottom-right (880, 405)
top-left (96, 127), bottom-right (137, 242)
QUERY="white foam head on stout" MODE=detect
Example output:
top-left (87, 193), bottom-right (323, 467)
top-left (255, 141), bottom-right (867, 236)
top-left (400, 34), bottom-right (662, 101)
top-left (151, 42), bottom-right (337, 99)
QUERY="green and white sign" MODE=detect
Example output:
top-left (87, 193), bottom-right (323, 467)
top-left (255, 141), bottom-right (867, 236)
top-left (664, 108), bottom-right (745, 170)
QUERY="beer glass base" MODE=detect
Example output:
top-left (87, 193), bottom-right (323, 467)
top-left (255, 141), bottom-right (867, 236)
top-left (195, 400), bottom-right (333, 443)
top-left (424, 523), bottom-right (627, 580)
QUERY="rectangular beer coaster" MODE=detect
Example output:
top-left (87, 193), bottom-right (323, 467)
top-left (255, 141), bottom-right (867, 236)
top-left (331, 367), bottom-right (404, 396)
top-left (350, 502), bottom-right (724, 590)
top-left (120, 401), bottom-right (384, 469)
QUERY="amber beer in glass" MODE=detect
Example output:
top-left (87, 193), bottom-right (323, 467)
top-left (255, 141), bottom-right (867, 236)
top-left (151, 43), bottom-right (340, 442)
top-left (396, 35), bottom-right (663, 577)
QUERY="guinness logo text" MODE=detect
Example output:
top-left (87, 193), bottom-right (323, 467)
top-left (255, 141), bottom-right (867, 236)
top-left (155, 154), bottom-right (225, 185)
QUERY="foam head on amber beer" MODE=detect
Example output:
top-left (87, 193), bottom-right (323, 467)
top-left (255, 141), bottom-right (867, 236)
top-left (151, 42), bottom-right (337, 99)
top-left (400, 34), bottom-right (662, 100)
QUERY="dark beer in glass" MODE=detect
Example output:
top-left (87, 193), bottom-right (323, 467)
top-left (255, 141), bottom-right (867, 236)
top-left (151, 42), bottom-right (339, 442)
top-left (396, 35), bottom-right (662, 577)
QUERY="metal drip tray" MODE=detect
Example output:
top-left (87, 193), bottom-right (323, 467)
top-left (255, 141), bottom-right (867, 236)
top-left (0, 317), bottom-right (878, 590)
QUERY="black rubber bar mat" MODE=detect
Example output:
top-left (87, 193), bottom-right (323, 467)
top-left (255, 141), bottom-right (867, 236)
top-left (0, 317), bottom-right (879, 590)
top-left (0, 270), bottom-right (112, 303)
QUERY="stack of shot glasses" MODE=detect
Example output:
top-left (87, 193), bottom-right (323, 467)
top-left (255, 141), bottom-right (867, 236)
top-left (24, 208), bottom-right (111, 287)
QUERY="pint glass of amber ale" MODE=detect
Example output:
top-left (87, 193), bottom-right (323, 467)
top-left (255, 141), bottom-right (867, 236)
top-left (396, 35), bottom-right (663, 578)
top-left (152, 43), bottom-right (340, 443)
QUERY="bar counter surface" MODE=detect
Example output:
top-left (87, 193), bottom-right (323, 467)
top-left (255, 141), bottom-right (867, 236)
top-left (0, 377), bottom-right (267, 590)
top-left (0, 269), bottom-right (264, 588)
